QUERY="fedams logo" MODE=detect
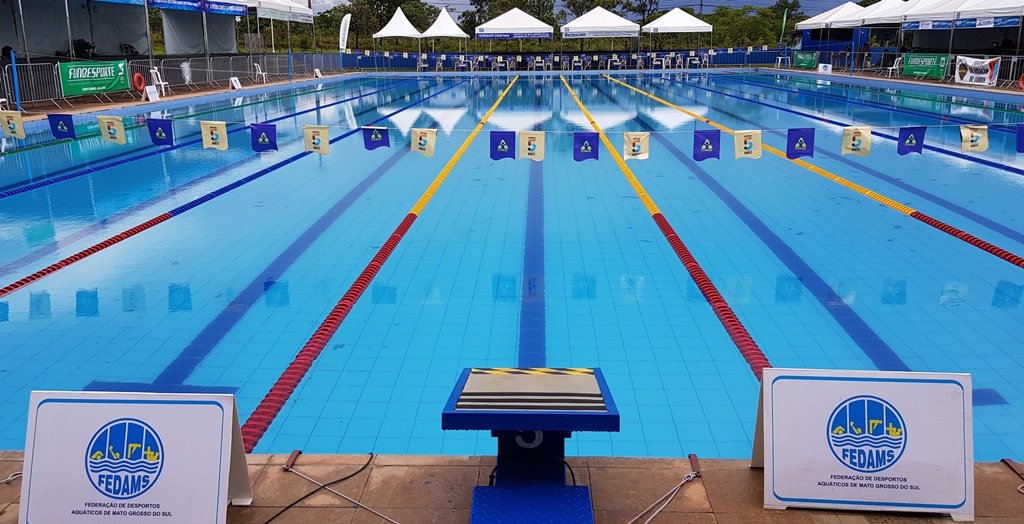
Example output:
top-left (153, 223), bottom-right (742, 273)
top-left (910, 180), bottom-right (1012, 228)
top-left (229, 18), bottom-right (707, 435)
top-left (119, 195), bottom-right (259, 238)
top-left (86, 419), bottom-right (164, 499)
top-left (828, 396), bottom-right (906, 473)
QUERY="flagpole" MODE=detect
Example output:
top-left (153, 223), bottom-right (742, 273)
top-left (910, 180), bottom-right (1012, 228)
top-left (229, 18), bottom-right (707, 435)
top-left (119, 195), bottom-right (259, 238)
top-left (63, 0), bottom-right (75, 60)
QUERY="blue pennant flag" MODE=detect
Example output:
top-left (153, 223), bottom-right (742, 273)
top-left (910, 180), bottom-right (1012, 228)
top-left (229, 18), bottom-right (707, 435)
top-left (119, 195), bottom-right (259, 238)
top-left (362, 126), bottom-right (390, 150)
top-left (1017, 124), bottom-right (1024, 154)
top-left (786, 128), bottom-right (814, 159)
top-left (490, 131), bottom-right (515, 160)
top-left (574, 132), bottom-right (599, 162)
top-left (251, 123), bottom-right (277, 152)
top-left (48, 114), bottom-right (76, 140)
top-left (147, 118), bottom-right (174, 146)
top-left (897, 126), bottom-right (926, 156)
top-left (693, 129), bottom-right (721, 161)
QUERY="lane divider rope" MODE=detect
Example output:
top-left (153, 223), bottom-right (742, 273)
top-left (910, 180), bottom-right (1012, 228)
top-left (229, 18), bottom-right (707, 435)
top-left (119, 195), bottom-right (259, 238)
top-left (560, 74), bottom-right (771, 381)
top-left (0, 78), bottom-right (473, 299)
top-left (239, 75), bottom-right (519, 452)
top-left (607, 74), bottom-right (1024, 271)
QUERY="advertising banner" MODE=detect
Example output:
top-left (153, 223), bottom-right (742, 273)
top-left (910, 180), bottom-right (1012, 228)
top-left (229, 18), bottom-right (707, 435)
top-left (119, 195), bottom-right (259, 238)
top-left (59, 60), bottom-right (129, 97)
top-left (757, 368), bottom-right (973, 522)
top-left (734, 130), bottom-right (762, 160)
top-left (519, 130), bottom-right (545, 161)
top-left (841, 126), bottom-right (871, 157)
top-left (794, 51), bottom-right (818, 69)
top-left (902, 54), bottom-right (947, 80)
top-left (304, 125), bottom-right (330, 155)
top-left (623, 131), bottom-right (650, 161)
top-left (149, 0), bottom-right (202, 11)
top-left (97, 116), bottom-right (127, 145)
top-left (1, 110), bottom-right (26, 139)
top-left (339, 14), bottom-right (352, 53)
top-left (955, 56), bottom-right (1000, 87)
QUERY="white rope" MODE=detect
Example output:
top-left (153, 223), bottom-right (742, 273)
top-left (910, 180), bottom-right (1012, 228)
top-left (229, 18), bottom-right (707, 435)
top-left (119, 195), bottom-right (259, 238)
top-left (284, 466), bottom-right (399, 524)
top-left (627, 470), bottom-right (699, 524)
top-left (1, 472), bottom-right (22, 484)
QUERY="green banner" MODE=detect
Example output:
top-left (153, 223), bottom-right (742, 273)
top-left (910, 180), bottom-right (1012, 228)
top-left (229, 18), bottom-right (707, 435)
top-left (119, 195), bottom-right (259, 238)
top-left (794, 51), bottom-right (818, 69)
top-left (59, 60), bottom-right (129, 97)
top-left (902, 54), bottom-right (948, 79)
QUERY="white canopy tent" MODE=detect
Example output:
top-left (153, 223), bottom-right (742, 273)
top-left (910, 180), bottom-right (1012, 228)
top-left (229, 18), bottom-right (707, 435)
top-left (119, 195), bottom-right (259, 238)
top-left (956, 0), bottom-right (1024, 20)
top-left (826, 0), bottom-right (906, 28)
top-left (902, 0), bottom-right (972, 23)
top-left (899, 0), bottom-right (1024, 56)
top-left (641, 8), bottom-right (713, 53)
top-left (561, 6), bottom-right (639, 38)
top-left (861, 0), bottom-right (929, 26)
top-left (795, 2), bottom-right (864, 30)
top-left (475, 8), bottom-right (553, 39)
top-left (245, 0), bottom-right (315, 53)
top-left (373, 7), bottom-right (423, 54)
top-left (422, 9), bottom-right (469, 53)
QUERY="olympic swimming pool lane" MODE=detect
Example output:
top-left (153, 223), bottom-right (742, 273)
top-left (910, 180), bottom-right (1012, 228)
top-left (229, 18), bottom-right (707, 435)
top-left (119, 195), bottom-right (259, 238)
top-left (239, 76), bottom-right (520, 452)
top-left (606, 75), bottom-right (1024, 274)
top-left (518, 83), bottom-right (546, 368)
top-left (0, 78), bottom-right (469, 299)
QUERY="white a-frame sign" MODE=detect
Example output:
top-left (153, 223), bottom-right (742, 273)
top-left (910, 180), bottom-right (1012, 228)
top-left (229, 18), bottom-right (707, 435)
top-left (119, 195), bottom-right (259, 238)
top-left (752, 368), bottom-right (973, 522)
top-left (21, 391), bottom-right (252, 523)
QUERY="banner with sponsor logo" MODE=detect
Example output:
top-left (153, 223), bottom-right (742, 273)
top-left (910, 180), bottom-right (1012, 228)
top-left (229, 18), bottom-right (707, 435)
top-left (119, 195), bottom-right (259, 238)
top-left (623, 132), bottom-right (650, 161)
top-left (19, 391), bottom-right (252, 523)
top-left (412, 127), bottom-right (437, 158)
top-left (902, 54), bottom-right (947, 80)
top-left (1, 110), bottom-right (26, 139)
top-left (734, 130), bottom-right (762, 160)
top-left (693, 130), bottom-right (720, 161)
top-left (59, 60), bottom-right (129, 97)
top-left (959, 125), bottom-right (988, 153)
top-left (519, 130), bottom-right (545, 161)
top-left (955, 56), bottom-right (1000, 87)
top-left (794, 52), bottom-right (818, 69)
top-left (755, 368), bottom-right (973, 521)
top-left (490, 130), bottom-right (515, 160)
top-left (339, 14), bottom-right (352, 53)
top-left (304, 125), bottom-right (330, 155)
top-left (574, 132), bottom-right (599, 162)
top-left (841, 126), bottom-right (871, 157)
top-left (97, 116), bottom-right (127, 145)
top-left (201, 121), bottom-right (228, 150)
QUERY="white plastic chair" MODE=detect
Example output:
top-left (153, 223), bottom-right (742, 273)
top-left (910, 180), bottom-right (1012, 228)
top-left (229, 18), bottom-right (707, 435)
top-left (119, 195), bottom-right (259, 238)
top-left (572, 56), bottom-right (583, 71)
top-left (149, 68), bottom-right (171, 96)
top-left (253, 63), bottom-right (268, 83)
top-left (886, 56), bottom-right (903, 78)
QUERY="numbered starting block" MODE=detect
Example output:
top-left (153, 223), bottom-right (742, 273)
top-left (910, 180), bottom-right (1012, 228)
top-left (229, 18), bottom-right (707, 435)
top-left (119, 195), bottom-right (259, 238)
top-left (442, 368), bottom-right (619, 524)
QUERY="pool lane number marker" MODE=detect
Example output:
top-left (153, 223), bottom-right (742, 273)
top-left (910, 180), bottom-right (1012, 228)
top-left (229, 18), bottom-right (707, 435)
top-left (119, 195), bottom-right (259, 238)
top-left (240, 76), bottom-right (520, 453)
top-left (559, 75), bottom-right (771, 382)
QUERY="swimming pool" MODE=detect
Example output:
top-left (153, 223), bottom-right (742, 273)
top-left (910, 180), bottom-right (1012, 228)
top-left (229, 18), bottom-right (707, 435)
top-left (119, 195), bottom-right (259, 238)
top-left (1, 71), bottom-right (1022, 460)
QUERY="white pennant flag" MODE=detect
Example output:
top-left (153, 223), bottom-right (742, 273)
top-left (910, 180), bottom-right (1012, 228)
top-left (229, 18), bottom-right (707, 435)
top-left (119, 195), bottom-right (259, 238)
top-left (960, 125), bottom-right (988, 153)
top-left (734, 130), bottom-right (762, 160)
top-left (411, 128), bottom-right (437, 157)
top-left (841, 126), bottom-right (871, 157)
top-left (201, 121), bottom-right (228, 151)
top-left (519, 131), bottom-right (545, 161)
top-left (1, 110), bottom-right (26, 139)
top-left (97, 116), bottom-right (127, 145)
top-left (623, 132), bottom-right (650, 161)
top-left (304, 125), bottom-right (330, 156)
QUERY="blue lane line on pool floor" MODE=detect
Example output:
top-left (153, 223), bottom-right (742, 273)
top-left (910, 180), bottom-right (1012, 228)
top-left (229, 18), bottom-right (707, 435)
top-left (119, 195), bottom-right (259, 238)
top-left (598, 78), bottom-right (1006, 406)
top-left (85, 79), bottom-right (487, 393)
top-left (518, 89), bottom-right (546, 368)
top-left (665, 76), bottom-right (1024, 248)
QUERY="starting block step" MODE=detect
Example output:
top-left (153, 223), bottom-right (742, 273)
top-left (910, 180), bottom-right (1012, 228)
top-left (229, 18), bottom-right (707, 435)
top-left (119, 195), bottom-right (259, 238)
top-left (470, 485), bottom-right (594, 524)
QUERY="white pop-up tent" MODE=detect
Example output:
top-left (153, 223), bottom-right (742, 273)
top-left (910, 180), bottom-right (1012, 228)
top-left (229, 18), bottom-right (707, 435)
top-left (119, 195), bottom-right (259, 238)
top-left (561, 6), bottom-right (639, 38)
top-left (956, 0), bottom-right (1024, 20)
top-left (861, 0), bottom-right (929, 26)
top-left (826, 0), bottom-right (906, 28)
top-left (795, 2), bottom-right (864, 30)
top-left (642, 8), bottom-right (712, 33)
top-left (422, 9), bottom-right (469, 52)
top-left (245, 0), bottom-right (315, 53)
top-left (374, 7), bottom-right (423, 53)
top-left (902, 0), bottom-right (972, 23)
top-left (475, 8), bottom-right (554, 39)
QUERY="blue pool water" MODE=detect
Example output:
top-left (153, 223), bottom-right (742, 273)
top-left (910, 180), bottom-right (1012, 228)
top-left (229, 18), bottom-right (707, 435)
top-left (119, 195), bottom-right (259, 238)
top-left (1, 71), bottom-right (1023, 460)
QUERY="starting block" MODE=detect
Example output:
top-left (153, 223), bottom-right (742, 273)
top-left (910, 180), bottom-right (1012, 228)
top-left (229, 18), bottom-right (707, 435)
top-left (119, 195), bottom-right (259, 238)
top-left (442, 368), bottom-right (619, 523)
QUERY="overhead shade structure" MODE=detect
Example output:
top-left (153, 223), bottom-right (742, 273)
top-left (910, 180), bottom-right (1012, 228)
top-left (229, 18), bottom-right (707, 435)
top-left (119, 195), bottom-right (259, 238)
top-left (475, 8), bottom-right (553, 39)
top-left (862, 0), bottom-right (929, 26)
top-left (561, 6), bottom-right (639, 38)
top-left (373, 7), bottom-right (423, 54)
top-left (423, 9), bottom-right (469, 39)
top-left (827, 0), bottom-right (907, 28)
top-left (795, 2), bottom-right (864, 30)
top-left (641, 8), bottom-right (712, 33)
top-left (245, 0), bottom-right (314, 53)
top-left (956, 0), bottom-right (1024, 20)
top-left (901, 0), bottom-right (973, 23)
top-left (158, 0), bottom-right (245, 55)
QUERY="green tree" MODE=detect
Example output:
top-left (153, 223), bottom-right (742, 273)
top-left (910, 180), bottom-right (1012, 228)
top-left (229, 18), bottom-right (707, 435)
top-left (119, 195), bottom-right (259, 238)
top-left (623, 0), bottom-right (660, 26)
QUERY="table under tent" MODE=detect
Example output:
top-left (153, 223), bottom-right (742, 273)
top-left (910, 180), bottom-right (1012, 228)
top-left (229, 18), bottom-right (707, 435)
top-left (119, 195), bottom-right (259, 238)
top-left (371, 7), bottom-right (423, 71)
top-left (641, 8), bottom-right (713, 68)
top-left (560, 6), bottom-right (640, 70)
top-left (473, 8), bottom-right (554, 71)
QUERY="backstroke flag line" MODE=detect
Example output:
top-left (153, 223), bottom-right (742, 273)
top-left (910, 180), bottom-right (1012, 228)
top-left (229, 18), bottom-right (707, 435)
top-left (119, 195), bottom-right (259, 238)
top-left (362, 126), bottom-right (390, 150)
top-left (519, 131), bottom-right (545, 161)
top-left (574, 132), bottom-right (599, 162)
top-left (304, 125), bottom-right (330, 155)
top-left (1, 110), bottom-right (26, 139)
top-left (787, 128), bottom-right (814, 159)
top-left (623, 132), bottom-right (650, 161)
top-left (251, 123), bottom-right (277, 153)
top-left (201, 121), bottom-right (228, 151)
top-left (841, 126), bottom-right (871, 157)
top-left (96, 116), bottom-right (126, 145)
top-left (960, 125), bottom-right (988, 153)
top-left (147, 118), bottom-right (174, 146)
top-left (897, 126), bottom-right (925, 155)
top-left (48, 114), bottom-right (76, 140)
top-left (412, 128), bottom-right (437, 157)
top-left (734, 130), bottom-right (762, 160)
top-left (693, 129), bottom-right (721, 161)
top-left (490, 130), bottom-right (515, 160)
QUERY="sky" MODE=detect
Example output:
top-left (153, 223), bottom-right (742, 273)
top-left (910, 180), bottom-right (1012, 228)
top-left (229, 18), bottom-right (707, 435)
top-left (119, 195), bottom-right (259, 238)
top-left (311, 0), bottom-right (851, 17)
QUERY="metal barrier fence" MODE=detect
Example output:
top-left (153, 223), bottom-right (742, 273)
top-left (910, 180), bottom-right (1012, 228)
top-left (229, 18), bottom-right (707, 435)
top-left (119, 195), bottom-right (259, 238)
top-left (1, 62), bottom-right (64, 108)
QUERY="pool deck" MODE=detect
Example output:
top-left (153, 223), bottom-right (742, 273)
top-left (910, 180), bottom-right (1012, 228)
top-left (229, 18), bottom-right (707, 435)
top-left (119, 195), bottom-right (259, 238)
top-left (1, 451), bottom-right (1021, 523)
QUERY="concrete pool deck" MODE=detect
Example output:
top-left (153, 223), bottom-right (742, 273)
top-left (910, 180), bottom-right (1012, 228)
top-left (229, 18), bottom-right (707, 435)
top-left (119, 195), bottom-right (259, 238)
top-left (1, 451), bottom-right (1021, 523)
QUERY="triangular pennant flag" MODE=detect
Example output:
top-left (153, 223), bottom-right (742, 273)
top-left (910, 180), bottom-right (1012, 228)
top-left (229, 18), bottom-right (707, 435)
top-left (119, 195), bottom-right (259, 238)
top-left (897, 127), bottom-right (925, 156)
top-left (48, 114), bottom-right (76, 140)
top-left (787, 128), bottom-right (814, 159)
top-left (1, 110), bottom-right (26, 139)
top-left (201, 121), bottom-right (228, 151)
top-left (734, 130), bottom-right (762, 160)
top-left (490, 131), bottom-right (515, 161)
top-left (304, 125), bottom-right (330, 155)
top-left (623, 132), bottom-right (650, 161)
top-left (693, 130), bottom-right (720, 161)
top-left (362, 126), bottom-right (390, 150)
top-left (1017, 123), bottom-right (1024, 154)
top-left (574, 132), bottom-right (599, 162)
top-left (251, 123), bottom-right (277, 152)
top-left (841, 126), bottom-right (871, 157)
top-left (412, 128), bottom-right (437, 157)
top-left (147, 118), bottom-right (174, 146)
top-left (518, 131), bottom-right (545, 161)
top-left (960, 125), bottom-right (988, 153)
top-left (96, 116), bottom-right (127, 145)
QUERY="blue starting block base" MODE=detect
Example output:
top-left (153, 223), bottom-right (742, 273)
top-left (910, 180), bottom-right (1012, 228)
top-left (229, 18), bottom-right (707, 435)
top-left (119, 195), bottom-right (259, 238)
top-left (442, 368), bottom-right (619, 524)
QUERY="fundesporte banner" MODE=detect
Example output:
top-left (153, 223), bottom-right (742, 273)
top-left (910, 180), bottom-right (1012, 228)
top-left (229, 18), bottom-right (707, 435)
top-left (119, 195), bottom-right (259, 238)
top-left (59, 60), bottom-right (129, 96)
top-left (955, 56), bottom-right (1000, 87)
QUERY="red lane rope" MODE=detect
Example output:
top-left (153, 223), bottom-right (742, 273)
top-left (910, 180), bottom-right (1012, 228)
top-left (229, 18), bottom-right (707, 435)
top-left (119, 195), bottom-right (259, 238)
top-left (911, 211), bottom-right (1024, 269)
top-left (651, 213), bottom-right (772, 381)
top-left (0, 213), bottom-right (173, 299)
top-left (240, 213), bottom-right (418, 452)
